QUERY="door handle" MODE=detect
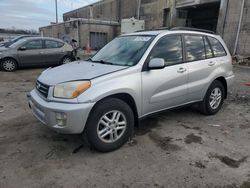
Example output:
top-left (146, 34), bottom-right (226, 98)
top-left (208, 61), bottom-right (215, 66)
top-left (177, 67), bottom-right (187, 73)
top-left (39, 52), bottom-right (44, 54)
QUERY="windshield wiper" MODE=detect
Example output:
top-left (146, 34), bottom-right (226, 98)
top-left (88, 58), bottom-right (114, 65)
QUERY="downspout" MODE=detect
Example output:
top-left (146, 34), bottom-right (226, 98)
top-left (233, 0), bottom-right (245, 55)
top-left (118, 0), bottom-right (121, 21)
top-left (77, 19), bottom-right (80, 47)
top-left (221, 0), bottom-right (229, 38)
top-left (137, 0), bottom-right (141, 20)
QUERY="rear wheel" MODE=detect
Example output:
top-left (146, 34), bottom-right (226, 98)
top-left (199, 80), bottom-right (225, 115)
top-left (85, 98), bottom-right (134, 152)
top-left (1, 58), bottom-right (17, 72)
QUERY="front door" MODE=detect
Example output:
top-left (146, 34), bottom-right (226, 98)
top-left (18, 39), bottom-right (43, 65)
top-left (141, 35), bottom-right (189, 116)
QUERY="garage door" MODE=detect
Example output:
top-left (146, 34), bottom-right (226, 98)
top-left (90, 32), bottom-right (108, 50)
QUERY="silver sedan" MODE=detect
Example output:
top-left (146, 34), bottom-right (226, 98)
top-left (0, 37), bottom-right (73, 72)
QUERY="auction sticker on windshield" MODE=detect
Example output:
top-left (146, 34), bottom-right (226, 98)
top-left (134, 37), bottom-right (151, 42)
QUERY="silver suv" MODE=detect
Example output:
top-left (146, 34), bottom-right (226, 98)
top-left (28, 28), bottom-right (235, 152)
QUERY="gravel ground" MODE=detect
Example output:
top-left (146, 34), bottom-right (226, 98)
top-left (0, 66), bottom-right (250, 188)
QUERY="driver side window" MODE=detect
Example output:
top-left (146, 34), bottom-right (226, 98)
top-left (23, 40), bottom-right (43, 50)
top-left (150, 35), bottom-right (183, 66)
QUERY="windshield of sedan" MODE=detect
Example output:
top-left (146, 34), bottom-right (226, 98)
top-left (90, 35), bottom-right (155, 66)
top-left (4, 36), bottom-right (23, 47)
top-left (8, 38), bottom-right (28, 48)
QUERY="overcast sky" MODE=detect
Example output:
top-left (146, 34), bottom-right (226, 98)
top-left (0, 0), bottom-right (98, 30)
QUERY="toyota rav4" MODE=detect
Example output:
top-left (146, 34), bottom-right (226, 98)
top-left (27, 28), bottom-right (235, 152)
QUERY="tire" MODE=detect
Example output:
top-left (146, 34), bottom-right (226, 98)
top-left (61, 56), bottom-right (73, 64)
top-left (85, 98), bottom-right (134, 152)
top-left (199, 80), bottom-right (225, 115)
top-left (1, 58), bottom-right (18, 72)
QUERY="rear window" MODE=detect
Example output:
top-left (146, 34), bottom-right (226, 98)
top-left (184, 35), bottom-right (206, 62)
top-left (207, 37), bottom-right (227, 57)
top-left (45, 40), bottom-right (64, 48)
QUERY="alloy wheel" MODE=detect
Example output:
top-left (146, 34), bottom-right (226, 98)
top-left (97, 110), bottom-right (127, 143)
top-left (209, 87), bottom-right (222, 110)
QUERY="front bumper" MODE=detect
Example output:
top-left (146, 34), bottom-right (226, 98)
top-left (27, 89), bottom-right (95, 134)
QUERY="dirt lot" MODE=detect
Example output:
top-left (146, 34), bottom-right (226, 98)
top-left (0, 66), bottom-right (250, 188)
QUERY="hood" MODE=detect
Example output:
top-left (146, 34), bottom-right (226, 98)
top-left (0, 46), bottom-right (9, 52)
top-left (38, 61), bottom-right (128, 86)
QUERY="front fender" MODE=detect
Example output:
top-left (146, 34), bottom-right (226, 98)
top-left (77, 69), bottom-right (142, 116)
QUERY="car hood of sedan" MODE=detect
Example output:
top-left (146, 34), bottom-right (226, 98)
top-left (38, 61), bottom-right (128, 86)
top-left (0, 46), bottom-right (9, 52)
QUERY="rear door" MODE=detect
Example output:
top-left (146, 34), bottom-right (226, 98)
top-left (185, 35), bottom-right (219, 101)
top-left (17, 39), bottom-right (43, 65)
top-left (141, 35), bottom-right (189, 115)
top-left (42, 40), bottom-right (65, 64)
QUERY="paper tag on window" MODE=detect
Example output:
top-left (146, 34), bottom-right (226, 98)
top-left (134, 37), bottom-right (151, 42)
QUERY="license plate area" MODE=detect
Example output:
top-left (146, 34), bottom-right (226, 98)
top-left (28, 98), bottom-right (46, 124)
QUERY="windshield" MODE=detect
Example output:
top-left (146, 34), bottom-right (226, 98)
top-left (8, 38), bottom-right (28, 48)
top-left (10, 36), bottom-right (22, 42)
top-left (91, 35), bottom-right (154, 66)
top-left (5, 36), bottom-right (23, 47)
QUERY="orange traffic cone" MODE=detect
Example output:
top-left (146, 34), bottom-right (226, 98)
top-left (243, 82), bottom-right (250, 86)
top-left (85, 37), bottom-right (91, 54)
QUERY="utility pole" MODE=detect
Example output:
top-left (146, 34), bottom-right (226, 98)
top-left (55, 0), bottom-right (58, 24)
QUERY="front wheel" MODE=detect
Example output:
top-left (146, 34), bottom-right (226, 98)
top-left (1, 58), bottom-right (18, 72)
top-left (85, 98), bottom-right (134, 152)
top-left (199, 80), bottom-right (225, 115)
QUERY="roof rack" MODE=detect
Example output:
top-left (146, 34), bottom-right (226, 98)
top-left (154, 27), bottom-right (170, 30)
top-left (135, 27), bottom-right (169, 32)
top-left (170, 27), bottom-right (215, 34)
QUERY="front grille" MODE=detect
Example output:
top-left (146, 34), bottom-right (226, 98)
top-left (36, 80), bottom-right (49, 98)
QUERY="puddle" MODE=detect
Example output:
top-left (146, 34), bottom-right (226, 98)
top-left (209, 153), bottom-right (248, 168)
top-left (184, 133), bottom-right (202, 144)
top-left (149, 132), bottom-right (181, 151)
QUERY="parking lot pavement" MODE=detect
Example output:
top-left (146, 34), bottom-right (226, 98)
top-left (0, 66), bottom-right (250, 188)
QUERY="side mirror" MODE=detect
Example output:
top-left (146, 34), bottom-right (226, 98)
top-left (19, 46), bottom-right (26, 51)
top-left (148, 58), bottom-right (165, 70)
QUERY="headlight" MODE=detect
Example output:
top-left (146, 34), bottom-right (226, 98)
top-left (53, 81), bottom-right (91, 99)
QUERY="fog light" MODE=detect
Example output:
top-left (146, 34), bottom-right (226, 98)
top-left (55, 112), bottom-right (67, 126)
